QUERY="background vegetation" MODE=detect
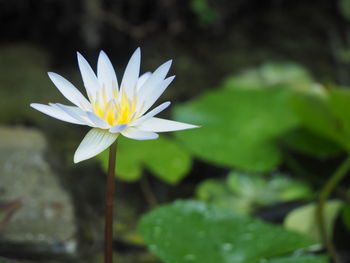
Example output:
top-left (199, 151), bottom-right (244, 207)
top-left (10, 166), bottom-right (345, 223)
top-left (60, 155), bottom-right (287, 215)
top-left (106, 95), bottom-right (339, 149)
top-left (2, 0), bottom-right (350, 262)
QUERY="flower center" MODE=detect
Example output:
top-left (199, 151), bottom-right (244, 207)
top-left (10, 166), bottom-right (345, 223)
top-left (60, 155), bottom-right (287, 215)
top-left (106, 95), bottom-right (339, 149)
top-left (92, 87), bottom-right (137, 126)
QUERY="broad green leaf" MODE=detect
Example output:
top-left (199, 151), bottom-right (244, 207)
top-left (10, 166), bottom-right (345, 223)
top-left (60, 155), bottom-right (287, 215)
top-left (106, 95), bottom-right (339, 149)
top-left (329, 88), bottom-right (350, 142)
top-left (267, 255), bottom-right (328, 263)
top-left (284, 200), bottom-right (343, 242)
top-left (290, 88), bottom-right (350, 151)
top-left (227, 172), bottom-right (313, 204)
top-left (341, 204), bottom-right (350, 232)
top-left (282, 128), bottom-right (342, 157)
top-left (289, 90), bottom-right (349, 150)
top-left (174, 87), bottom-right (298, 171)
top-left (196, 172), bottom-right (313, 214)
top-left (139, 200), bottom-right (317, 263)
top-left (98, 136), bottom-right (191, 184)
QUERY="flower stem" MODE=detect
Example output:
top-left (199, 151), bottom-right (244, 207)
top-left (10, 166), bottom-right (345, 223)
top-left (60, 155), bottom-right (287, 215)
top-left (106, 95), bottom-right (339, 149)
top-left (105, 142), bottom-right (117, 263)
top-left (316, 156), bottom-right (350, 263)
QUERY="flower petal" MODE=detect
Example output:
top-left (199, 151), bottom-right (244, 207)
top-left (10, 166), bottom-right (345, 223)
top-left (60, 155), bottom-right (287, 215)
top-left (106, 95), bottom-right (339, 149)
top-left (48, 72), bottom-right (92, 111)
top-left (133, 101), bottom-right (171, 126)
top-left (136, 72), bottom-right (152, 90)
top-left (86, 112), bottom-right (110, 129)
top-left (121, 127), bottom-right (158, 140)
top-left (74, 128), bottom-right (118, 163)
top-left (109, 124), bottom-right (128, 133)
top-left (53, 103), bottom-right (93, 126)
top-left (97, 50), bottom-right (118, 101)
top-left (77, 52), bottom-right (100, 99)
top-left (120, 48), bottom-right (141, 99)
top-left (136, 60), bottom-right (172, 110)
top-left (30, 103), bottom-right (86, 125)
top-left (139, 76), bottom-right (175, 115)
top-left (137, 117), bottom-right (199, 132)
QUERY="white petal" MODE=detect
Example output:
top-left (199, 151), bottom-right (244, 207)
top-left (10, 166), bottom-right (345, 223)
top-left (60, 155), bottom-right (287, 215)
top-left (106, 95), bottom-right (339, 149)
top-left (136, 60), bottom-right (172, 108)
top-left (109, 124), bottom-right (128, 133)
top-left (48, 72), bottom-right (92, 110)
top-left (77, 52), bottom-right (100, 98)
top-left (137, 117), bottom-right (199, 132)
top-left (53, 103), bottom-right (92, 126)
top-left (74, 128), bottom-right (118, 163)
top-left (30, 103), bottom-right (85, 125)
top-left (133, 101), bottom-right (171, 126)
top-left (86, 112), bottom-right (110, 129)
top-left (136, 72), bottom-right (152, 90)
top-left (121, 127), bottom-right (158, 140)
top-left (97, 51), bottom-right (118, 101)
top-left (140, 76), bottom-right (175, 115)
top-left (120, 48), bottom-right (141, 99)
top-left (140, 60), bottom-right (172, 92)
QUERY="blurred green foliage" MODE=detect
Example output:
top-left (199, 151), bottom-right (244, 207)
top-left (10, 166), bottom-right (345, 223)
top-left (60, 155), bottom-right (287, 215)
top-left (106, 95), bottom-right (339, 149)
top-left (0, 45), bottom-right (56, 123)
top-left (290, 88), bottom-right (350, 152)
top-left (98, 136), bottom-right (191, 184)
top-left (284, 200), bottom-right (343, 242)
top-left (338, 0), bottom-right (350, 21)
top-left (139, 200), bottom-right (325, 263)
top-left (190, 0), bottom-right (219, 26)
top-left (174, 87), bottom-right (297, 171)
top-left (282, 128), bottom-right (341, 157)
top-left (173, 63), bottom-right (312, 172)
top-left (196, 172), bottom-right (313, 214)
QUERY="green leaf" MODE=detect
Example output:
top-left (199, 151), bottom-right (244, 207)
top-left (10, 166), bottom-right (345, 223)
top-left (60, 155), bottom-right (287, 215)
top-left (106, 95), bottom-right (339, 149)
top-left (267, 255), bottom-right (328, 263)
top-left (139, 200), bottom-right (317, 263)
top-left (284, 200), bottom-right (343, 242)
top-left (282, 128), bottom-right (342, 157)
top-left (290, 88), bottom-right (350, 151)
top-left (228, 172), bottom-right (313, 204)
top-left (174, 87), bottom-right (298, 172)
top-left (98, 136), bottom-right (191, 184)
top-left (197, 172), bottom-right (313, 214)
top-left (341, 203), bottom-right (350, 232)
top-left (195, 179), bottom-right (228, 200)
top-left (289, 90), bottom-right (348, 150)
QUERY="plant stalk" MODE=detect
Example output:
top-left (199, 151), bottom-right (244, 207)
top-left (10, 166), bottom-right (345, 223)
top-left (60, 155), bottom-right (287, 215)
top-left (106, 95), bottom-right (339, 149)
top-left (105, 142), bottom-right (117, 263)
top-left (316, 156), bottom-right (350, 263)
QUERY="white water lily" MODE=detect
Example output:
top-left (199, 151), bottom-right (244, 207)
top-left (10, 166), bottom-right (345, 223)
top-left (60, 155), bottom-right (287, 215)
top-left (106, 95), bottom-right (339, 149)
top-left (31, 48), bottom-right (198, 163)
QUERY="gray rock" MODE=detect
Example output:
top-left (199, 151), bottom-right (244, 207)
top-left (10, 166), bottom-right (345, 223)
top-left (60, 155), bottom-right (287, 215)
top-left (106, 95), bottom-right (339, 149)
top-left (0, 126), bottom-right (77, 259)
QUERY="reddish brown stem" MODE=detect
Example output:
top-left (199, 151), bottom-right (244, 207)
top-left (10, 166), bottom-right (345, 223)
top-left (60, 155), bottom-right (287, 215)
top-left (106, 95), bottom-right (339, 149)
top-left (105, 142), bottom-right (117, 263)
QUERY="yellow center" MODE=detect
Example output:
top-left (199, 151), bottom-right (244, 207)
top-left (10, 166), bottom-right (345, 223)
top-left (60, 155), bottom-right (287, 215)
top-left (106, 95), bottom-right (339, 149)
top-left (92, 87), bottom-right (138, 126)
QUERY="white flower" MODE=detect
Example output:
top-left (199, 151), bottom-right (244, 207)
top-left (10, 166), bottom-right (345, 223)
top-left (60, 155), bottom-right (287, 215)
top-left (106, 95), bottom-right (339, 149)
top-left (31, 48), bottom-right (198, 163)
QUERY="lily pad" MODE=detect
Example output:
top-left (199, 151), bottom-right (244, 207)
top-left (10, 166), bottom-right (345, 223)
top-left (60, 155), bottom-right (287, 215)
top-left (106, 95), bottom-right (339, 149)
top-left (196, 172), bottom-right (313, 214)
top-left (289, 88), bottom-right (350, 151)
top-left (98, 136), bottom-right (191, 184)
top-left (282, 128), bottom-right (342, 157)
top-left (267, 255), bottom-right (328, 263)
top-left (139, 200), bottom-right (318, 263)
top-left (174, 86), bottom-right (298, 171)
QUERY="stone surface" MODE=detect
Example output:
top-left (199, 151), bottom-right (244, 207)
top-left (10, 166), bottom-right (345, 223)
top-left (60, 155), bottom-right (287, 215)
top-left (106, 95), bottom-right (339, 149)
top-left (0, 126), bottom-right (77, 259)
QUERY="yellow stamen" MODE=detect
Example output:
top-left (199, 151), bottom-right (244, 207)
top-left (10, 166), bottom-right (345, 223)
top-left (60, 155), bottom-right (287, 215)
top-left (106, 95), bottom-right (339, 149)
top-left (92, 87), bottom-right (137, 126)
